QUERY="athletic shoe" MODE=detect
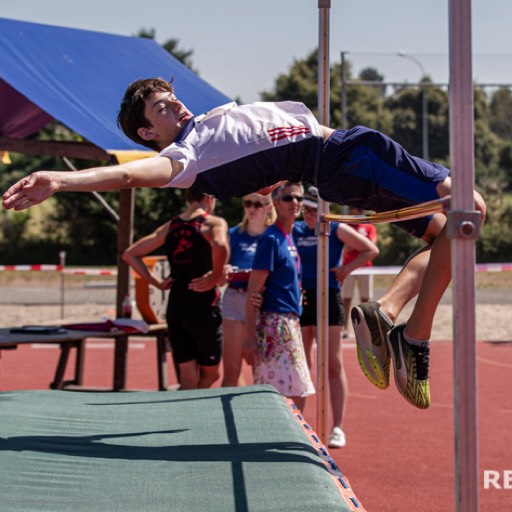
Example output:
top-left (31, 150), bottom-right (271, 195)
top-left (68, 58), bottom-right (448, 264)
top-left (328, 426), bottom-right (346, 448)
top-left (387, 324), bottom-right (431, 409)
top-left (351, 301), bottom-right (393, 389)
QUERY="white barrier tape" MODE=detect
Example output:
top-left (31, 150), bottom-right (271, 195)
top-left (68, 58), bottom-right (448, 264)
top-left (0, 264), bottom-right (62, 271)
top-left (0, 265), bottom-right (116, 275)
top-left (351, 266), bottom-right (402, 276)
top-left (1, 263), bottom-right (511, 276)
top-left (476, 262), bottom-right (512, 273)
top-left (62, 268), bottom-right (117, 276)
top-left (351, 262), bottom-right (512, 276)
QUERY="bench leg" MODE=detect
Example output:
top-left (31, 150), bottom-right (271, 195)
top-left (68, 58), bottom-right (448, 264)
top-left (51, 341), bottom-right (75, 389)
top-left (113, 335), bottom-right (129, 391)
top-left (73, 338), bottom-right (85, 386)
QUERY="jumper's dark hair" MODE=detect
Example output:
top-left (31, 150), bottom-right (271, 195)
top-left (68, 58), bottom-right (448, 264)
top-left (117, 77), bottom-right (175, 151)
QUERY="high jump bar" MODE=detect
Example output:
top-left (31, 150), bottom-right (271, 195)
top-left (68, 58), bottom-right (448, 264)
top-left (321, 196), bottom-right (451, 224)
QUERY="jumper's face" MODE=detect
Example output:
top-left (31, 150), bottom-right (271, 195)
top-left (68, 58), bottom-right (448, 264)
top-left (140, 91), bottom-right (193, 148)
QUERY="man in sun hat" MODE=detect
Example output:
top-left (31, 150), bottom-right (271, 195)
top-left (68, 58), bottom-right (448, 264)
top-left (294, 185), bottom-right (378, 446)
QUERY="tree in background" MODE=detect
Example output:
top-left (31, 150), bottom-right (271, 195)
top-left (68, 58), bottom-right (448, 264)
top-left (489, 87), bottom-right (512, 142)
top-left (347, 67), bottom-right (393, 134)
top-left (386, 79), bottom-right (449, 162)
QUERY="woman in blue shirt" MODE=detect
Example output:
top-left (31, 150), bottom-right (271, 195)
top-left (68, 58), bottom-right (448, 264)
top-left (243, 182), bottom-right (314, 412)
top-left (221, 193), bottom-right (275, 387)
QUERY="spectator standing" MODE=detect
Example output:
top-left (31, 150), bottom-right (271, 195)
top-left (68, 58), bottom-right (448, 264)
top-left (342, 207), bottom-right (379, 338)
top-left (293, 187), bottom-right (379, 447)
top-left (221, 193), bottom-right (275, 387)
top-left (123, 189), bottom-right (229, 390)
top-left (242, 182), bottom-right (314, 411)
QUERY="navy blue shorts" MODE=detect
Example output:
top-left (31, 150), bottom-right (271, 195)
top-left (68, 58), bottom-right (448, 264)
top-left (316, 127), bottom-right (450, 238)
top-left (300, 288), bottom-right (345, 327)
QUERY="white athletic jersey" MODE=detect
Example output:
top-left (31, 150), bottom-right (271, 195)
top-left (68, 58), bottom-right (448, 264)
top-left (159, 101), bottom-right (323, 200)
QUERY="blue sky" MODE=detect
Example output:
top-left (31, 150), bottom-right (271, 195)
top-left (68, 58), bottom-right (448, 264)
top-left (1, 0), bottom-right (510, 104)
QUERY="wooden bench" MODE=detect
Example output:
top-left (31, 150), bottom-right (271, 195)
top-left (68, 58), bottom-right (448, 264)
top-left (0, 323), bottom-right (175, 391)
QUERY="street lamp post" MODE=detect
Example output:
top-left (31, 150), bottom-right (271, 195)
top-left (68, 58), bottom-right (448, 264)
top-left (340, 51), bottom-right (348, 129)
top-left (397, 50), bottom-right (429, 160)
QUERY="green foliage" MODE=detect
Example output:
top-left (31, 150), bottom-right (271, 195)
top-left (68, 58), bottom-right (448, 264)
top-left (359, 67), bottom-right (384, 83)
top-left (474, 119), bottom-right (504, 188)
top-left (346, 68), bottom-right (393, 132)
top-left (215, 197), bottom-right (244, 228)
top-left (0, 209), bottom-right (30, 246)
top-left (489, 87), bottom-right (512, 141)
top-left (43, 191), bottom-right (119, 263)
top-left (425, 87), bottom-right (450, 161)
top-left (477, 193), bottom-right (512, 262)
top-left (497, 142), bottom-right (512, 193)
top-left (374, 223), bottom-right (424, 266)
top-left (385, 81), bottom-right (450, 159)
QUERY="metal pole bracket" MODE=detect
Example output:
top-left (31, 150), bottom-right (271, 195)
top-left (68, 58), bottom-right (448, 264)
top-left (315, 220), bottom-right (331, 237)
top-left (447, 210), bottom-right (481, 239)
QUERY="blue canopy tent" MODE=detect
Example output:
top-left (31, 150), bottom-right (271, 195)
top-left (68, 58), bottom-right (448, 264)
top-left (0, 17), bottom-right (230, 155)
top-left (0, 17), bottom-right (231, 316)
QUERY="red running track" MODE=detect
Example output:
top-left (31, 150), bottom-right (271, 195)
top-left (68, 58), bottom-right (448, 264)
top-left (1, 338), bottom-right (511, 511)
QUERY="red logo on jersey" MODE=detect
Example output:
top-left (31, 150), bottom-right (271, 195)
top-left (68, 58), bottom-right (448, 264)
top-left (267, 126), bottom-right (310, 142)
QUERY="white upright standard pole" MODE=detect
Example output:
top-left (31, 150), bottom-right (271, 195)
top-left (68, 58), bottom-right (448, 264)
top-left (59, 250), bottom-right (66, 319)
top-left (316, 0), bottom-right (331, 444)
top-left (448, 0), bottom-right (480, 510)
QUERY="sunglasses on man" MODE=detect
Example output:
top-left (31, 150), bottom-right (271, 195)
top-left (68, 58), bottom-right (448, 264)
top-left (280, 194), bottom-right (304, 203)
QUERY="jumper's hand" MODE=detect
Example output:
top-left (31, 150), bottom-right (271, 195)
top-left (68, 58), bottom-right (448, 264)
top-left (2, 172), bottom-right (58, 211)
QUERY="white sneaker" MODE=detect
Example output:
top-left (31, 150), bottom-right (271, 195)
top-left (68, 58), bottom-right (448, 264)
top-left (328, 426), bottom-right (346, 448)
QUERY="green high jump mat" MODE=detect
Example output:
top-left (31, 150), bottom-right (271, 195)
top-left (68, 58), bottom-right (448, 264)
top-left (0, 385), bottom-right (364, 511)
